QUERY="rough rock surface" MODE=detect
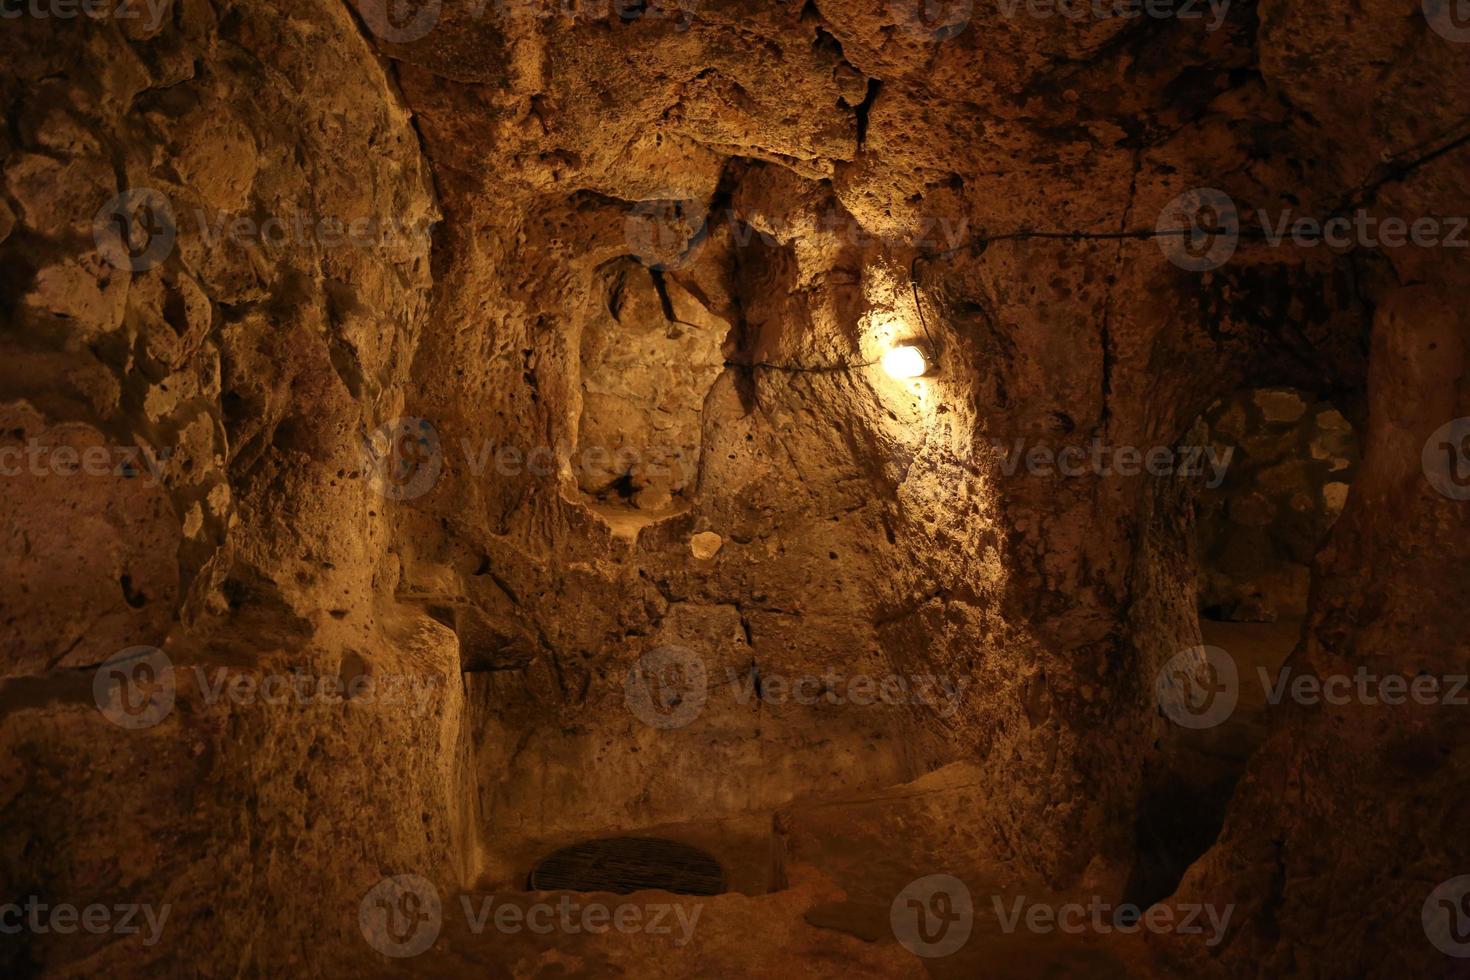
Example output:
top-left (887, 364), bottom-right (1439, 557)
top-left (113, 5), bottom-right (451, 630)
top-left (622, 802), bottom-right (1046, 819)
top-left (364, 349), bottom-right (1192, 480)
top-left (1, 0), bottom-right (1467, 977)
top-left (1195, 387), bottom-right (1359, 621)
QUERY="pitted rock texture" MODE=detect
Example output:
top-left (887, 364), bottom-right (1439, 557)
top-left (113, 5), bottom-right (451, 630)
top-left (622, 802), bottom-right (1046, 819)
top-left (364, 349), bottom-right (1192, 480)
top-left (1, 1), bottom-right (1467, 977)
top-left (1, 2), bottom-right (467, 976)
top-left (1195, 387), bottom-right (1359, 622)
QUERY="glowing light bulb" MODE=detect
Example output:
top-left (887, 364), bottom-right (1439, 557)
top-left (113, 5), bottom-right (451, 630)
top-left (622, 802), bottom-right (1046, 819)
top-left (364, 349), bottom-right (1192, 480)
top-left (882, 344), bottom-right (929, 380)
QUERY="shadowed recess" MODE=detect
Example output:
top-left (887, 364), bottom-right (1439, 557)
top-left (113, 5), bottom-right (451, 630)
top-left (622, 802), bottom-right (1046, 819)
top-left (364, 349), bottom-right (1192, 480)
top-left (528, 837), bottom-right (728, 896)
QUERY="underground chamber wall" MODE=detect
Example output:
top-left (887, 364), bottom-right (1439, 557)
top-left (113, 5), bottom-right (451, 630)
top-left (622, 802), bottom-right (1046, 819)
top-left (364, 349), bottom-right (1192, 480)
top-left (1125, 384), bottom-right (1362, 910)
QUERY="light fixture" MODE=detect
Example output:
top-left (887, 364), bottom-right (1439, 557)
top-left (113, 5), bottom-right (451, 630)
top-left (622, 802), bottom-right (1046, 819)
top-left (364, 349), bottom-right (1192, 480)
top-left (881, 344), bottom-right (931, 380)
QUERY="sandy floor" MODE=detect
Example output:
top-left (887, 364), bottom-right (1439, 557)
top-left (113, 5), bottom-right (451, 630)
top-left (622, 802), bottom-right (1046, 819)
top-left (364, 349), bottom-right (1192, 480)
top-left (367, 764), bottom-right (1156, 978)
top-left (360, 620), bottom-right (1304, 977)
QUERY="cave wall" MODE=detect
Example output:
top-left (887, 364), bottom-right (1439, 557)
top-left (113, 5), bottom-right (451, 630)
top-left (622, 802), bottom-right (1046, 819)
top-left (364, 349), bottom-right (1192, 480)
top-left (0, 0), bottom-right (1466, 977)
top-left (1155, 1), bottom-right (1470, 977)
top-left (368, 0), bottom-right (1281, 892)
top-left (0, 2), bottom-right (476, 975)
top-left (1195, 387), bottom-right (1358, 622)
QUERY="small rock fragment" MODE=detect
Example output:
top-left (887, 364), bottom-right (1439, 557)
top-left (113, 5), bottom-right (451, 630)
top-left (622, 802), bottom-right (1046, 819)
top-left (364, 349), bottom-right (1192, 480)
top-left (690, 531), bottom-right (722, 560)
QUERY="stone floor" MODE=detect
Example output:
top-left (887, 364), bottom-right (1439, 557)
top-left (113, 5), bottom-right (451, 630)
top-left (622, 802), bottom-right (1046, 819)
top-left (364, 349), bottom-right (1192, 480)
top-left (357, 619), bottom-right (1301, 977)
top-left (371, 763), bottom-right (1150, 977)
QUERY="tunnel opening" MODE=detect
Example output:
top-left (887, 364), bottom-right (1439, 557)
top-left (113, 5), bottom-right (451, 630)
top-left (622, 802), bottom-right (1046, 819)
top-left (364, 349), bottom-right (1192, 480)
top-left (527, 837), bottom-right (728, 896)
top-left (574, 257), bottom-right (727, 518)
top-left (1196, 387), bottom-right (1359, 627)
top-left (1125, 385), bottom-right (1361, 912)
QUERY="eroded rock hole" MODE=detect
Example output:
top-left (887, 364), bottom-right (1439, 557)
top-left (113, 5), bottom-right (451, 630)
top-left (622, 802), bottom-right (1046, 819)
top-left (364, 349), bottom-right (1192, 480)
top-left (1126, 385), bottom-right (1361, 910)
top-left (576, 257), bottom-right (727, 513)
top-left (528, 837), bottom-right (727, 896)
top-left (1196, 387), bottom-right (1359, 624)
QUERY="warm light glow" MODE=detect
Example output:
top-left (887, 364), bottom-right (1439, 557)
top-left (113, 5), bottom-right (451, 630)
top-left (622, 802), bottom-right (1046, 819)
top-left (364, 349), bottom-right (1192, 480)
top-left (882, 344), bottom-right (929, 380)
